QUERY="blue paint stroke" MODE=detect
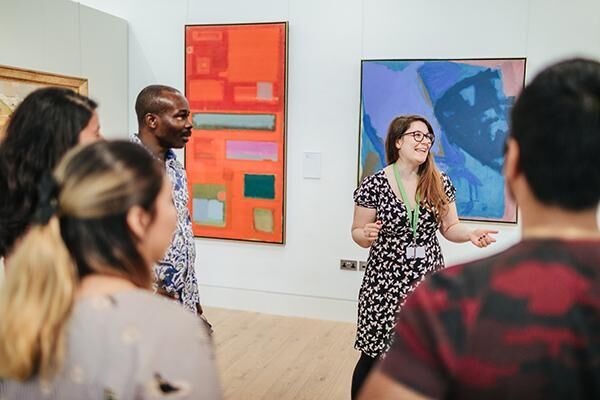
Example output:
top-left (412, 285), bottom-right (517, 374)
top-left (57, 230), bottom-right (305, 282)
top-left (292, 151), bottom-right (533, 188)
top-left (432, 68), bottom-right (512, 172)
top-left (426, 67), bottom-right (512, 218)
top-left (360, 108), bottom-right (386, 174)
top-left (361, 62), bottom-right (438, 150)
top-left (376, 60), bottom-right (412, 72)
top-left (418, 61), bottom-right (487, 103)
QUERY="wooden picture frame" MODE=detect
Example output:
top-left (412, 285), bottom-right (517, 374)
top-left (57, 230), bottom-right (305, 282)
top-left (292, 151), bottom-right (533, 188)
top-left (0, 65), bottom-right (88, 137)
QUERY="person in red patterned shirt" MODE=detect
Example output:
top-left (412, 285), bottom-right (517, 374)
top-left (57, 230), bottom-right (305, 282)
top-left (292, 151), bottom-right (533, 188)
top-left (359, 57), bottom-right (600, 400)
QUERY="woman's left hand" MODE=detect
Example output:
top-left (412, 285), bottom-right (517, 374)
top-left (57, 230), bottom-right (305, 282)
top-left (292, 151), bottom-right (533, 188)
top-left (469, 228), bottom-right (498, 248)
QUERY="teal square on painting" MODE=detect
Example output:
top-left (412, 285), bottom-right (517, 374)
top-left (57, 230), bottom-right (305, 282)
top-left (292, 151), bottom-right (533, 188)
top-left (244, 174), bottom-right (275, 199)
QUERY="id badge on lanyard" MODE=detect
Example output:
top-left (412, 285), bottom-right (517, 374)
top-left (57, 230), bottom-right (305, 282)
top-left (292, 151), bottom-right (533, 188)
top-left (394, 164), bottom-right (426, 260)
top-left (406, 243), bottom-right (426, 259)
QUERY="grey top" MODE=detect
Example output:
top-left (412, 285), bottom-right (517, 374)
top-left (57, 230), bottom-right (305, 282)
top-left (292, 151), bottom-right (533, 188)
top-left (0, 289), bottom-right (222, 399)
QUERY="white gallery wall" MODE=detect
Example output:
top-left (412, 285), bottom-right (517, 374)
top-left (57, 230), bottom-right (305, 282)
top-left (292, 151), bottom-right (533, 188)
top-left (35, 0), bottom-right (600, 321)
top-left (0, 0), bottom-right (128, 138)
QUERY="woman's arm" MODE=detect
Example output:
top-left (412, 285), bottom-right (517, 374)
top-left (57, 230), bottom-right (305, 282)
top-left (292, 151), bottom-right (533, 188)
top-left (440, 202), bottom-right (497, 247)
top-left (351, 206), bottom-right (381, 248)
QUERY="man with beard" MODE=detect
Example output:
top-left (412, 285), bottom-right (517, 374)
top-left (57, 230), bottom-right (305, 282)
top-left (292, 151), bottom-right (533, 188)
top-left (132, 85), bottom-right (208, 328)
top-left (359, 58), bottom-right (600, 399)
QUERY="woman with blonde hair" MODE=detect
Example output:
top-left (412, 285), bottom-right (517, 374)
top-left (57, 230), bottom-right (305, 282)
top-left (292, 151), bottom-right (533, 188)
top-left (350, 115), bottom-right (497, 398)
top-left (0, 141), bottom-right (221, 399)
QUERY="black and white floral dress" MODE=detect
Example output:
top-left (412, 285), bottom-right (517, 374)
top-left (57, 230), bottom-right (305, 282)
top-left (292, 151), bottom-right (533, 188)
top-left (353, 169), bottom-right (456, 357)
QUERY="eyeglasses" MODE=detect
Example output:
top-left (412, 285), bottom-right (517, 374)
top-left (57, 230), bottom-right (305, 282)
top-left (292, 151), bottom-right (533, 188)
top-left (403, 131), bottom-right (435, 144)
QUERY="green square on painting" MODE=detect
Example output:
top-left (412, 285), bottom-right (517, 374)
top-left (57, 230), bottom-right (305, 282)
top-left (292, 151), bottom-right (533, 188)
top-left (253, 208), bottom-right (274, 233)
top-left (193, 183), bottom-right (225, 200)
top-left (192, 183), bottom-right (226, 227)
top-left (244, 174), bottom-right (275, 199)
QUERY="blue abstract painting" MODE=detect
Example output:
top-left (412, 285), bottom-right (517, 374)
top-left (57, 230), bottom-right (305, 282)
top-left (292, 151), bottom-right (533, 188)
top-left (359, 59), bottom-right (525, 223)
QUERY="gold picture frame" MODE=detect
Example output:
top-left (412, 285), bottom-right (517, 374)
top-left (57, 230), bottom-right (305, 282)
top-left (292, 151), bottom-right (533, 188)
top-left (0, 65), bottom-right (88, 138)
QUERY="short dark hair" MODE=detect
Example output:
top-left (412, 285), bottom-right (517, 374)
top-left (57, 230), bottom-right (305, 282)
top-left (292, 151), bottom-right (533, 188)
top-left (134, 84), bottom-right (181, 125)
top-left (0, 87), bottom-right (97, 256)
top-left (510, 58), bottom-right (600, 210)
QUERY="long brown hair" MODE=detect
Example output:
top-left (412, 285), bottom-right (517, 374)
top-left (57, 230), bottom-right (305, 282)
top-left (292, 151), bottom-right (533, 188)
top-left (385, 115), bottom-right (451, 218)
top-left (0, 87), bottom-right (97, 257)
top-left (0, 141), bottom-right (164, 381)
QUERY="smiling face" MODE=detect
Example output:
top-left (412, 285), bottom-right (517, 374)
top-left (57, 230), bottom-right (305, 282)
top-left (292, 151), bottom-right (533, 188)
top-left (396, 120), bottom-right (434, 166)
top-left (153, 91), bottom-right (192, 149)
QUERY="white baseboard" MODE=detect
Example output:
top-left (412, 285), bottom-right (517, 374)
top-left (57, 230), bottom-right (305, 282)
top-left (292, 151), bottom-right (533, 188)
top-left (198, 284), bottom-right (358, 323)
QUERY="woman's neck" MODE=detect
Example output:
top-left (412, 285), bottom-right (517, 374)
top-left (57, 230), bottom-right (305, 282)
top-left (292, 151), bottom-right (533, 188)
top-left (76, 274), bottom-right (138, 299)
top-left (393, 159), bottom-right (419, 180)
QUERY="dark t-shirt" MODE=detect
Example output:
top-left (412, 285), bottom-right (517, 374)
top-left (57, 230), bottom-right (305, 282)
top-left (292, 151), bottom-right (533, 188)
top-left (380, 239), bottom-right (600, 400)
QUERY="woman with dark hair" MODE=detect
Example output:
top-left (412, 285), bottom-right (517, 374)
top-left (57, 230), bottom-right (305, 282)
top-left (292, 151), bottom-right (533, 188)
top-left (350, 115), bottom-right (498, 398)
top-left (0, 87), bottom-right (101, 260)
top-left (0, 141), bottom-right (221, 399)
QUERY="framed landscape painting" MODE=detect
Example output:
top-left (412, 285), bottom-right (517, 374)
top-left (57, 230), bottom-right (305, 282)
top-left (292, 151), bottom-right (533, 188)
top-left (185, 22), bottom-right (288, 243)
top-left (359, 58), bottom-right (526, 223)
top-left (0, 65), bottom-right (88, 139)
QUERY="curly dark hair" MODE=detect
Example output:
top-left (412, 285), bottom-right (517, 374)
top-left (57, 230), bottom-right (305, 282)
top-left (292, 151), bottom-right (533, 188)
top-left (0, 87), bottom-right (97, 256)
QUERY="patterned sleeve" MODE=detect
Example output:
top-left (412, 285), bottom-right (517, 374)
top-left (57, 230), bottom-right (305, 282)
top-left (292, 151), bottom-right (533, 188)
top-left (353, 174), bottom-right (379, 209)
top-left (377, 268), bottom-right (467, 399)
top-left (441, 172), bottom-right (457, 203)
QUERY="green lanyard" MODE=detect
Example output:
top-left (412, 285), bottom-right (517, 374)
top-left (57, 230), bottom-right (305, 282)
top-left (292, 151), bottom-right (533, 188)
top-left (393, 163), bottom-right (420, 241)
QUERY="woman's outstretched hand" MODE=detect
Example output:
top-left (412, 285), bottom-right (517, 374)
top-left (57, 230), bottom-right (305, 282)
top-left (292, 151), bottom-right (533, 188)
top-left (469, 228), bottom-right (498, 248)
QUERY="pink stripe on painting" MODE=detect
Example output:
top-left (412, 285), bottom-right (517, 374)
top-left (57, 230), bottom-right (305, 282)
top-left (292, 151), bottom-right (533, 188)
top-left (498, 61), bottom-right (526, 97)
top-left (226, 140), bottom-right (278, 161)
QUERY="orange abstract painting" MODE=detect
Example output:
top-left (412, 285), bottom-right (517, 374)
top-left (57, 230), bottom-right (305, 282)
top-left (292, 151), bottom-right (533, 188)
top-left (185, 22), bottom-right (287, 243)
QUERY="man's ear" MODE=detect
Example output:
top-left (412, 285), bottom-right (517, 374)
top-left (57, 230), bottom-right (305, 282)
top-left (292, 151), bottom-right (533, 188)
top-left (503, 137), bottom-right (521, 181)
top-left (126, 205), bottom-right (151, 241)
top-left (144, 113), bottom-right (158, 129)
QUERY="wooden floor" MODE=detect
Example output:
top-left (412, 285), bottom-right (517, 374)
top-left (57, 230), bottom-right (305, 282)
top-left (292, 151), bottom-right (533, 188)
top-left (204, 307), bottom-right (359, 400)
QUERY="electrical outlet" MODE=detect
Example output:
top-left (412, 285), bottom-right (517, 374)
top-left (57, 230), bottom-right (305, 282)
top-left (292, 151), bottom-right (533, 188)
top-left (358, 261), bottom-right (367, 272)
top-left (340, 259), bottom-right (358, 271)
